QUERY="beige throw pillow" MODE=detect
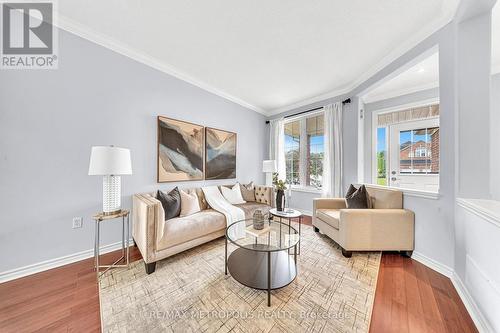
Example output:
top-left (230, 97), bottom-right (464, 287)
top-left (179, 190), bottom-right (201, 217)
top-left (239, 182), bottom-right (256, 202)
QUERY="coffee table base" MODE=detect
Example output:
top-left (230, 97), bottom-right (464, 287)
top-left (227, 247), bottom-right (297, 306)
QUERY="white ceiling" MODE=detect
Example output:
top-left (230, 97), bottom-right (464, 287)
top-left (362, 53), bottom-right (439, 103)
top-left (57, 1), bottom-right (459, 115)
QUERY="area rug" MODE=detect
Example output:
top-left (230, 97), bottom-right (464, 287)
top-left (99, 225), bottom-right (381, 332)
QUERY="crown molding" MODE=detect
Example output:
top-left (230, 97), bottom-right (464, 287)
top-left (363, 81), bottom-right (439, 104)
top-left (55, 15), bottom-right (268, 116)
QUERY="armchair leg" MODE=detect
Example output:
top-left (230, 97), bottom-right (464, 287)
top-left (313, 227), bottom-right (319, 232)
top-left (341, 248), bottom-right (352, 258)
top-left (145, 262), bottom-right (156, 274)
top-left (400, 250), bottom-right (413, 258)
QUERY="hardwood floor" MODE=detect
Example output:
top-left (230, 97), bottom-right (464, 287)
top-left (370, 253), bottom-right (478, 333)
top-left (0, 220), bottom-right (477, 333)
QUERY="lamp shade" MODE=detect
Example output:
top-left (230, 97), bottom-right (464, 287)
top-left (88, 146), bottom-right (132, 175)
top-left (262, 160), bottom-right (277, 173)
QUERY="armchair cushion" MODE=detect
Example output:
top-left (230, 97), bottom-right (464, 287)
top-left (316, 209), bottom-right (340, 229)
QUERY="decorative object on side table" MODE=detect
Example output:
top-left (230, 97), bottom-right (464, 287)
top-left (262, 159), bottom-right (277, 186)
top-left (272, 172), bottom-right (287, 211)
top-left (285, 183), bottom-right (293, 213)
top-left (88, 146), bottom-right (132, 215)
top-left (252, 210), bottom-right (264, 230)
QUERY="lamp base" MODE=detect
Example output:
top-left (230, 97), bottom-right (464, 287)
top-left (103, 175), bottom-right (121, 214)
top-left (103, 209), bottom-right (122, 216)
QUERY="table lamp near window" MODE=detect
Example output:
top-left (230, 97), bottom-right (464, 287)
top-left (88, 146), bottom-right (132, 215)
top-left (262, 160), bottom-right (277, 186)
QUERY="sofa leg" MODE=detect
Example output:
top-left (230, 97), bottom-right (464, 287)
top-left (145, 262), bottom-right (156, 274)
top-left (313, 227), bottom-right (319, 232)
top-left (341, 248), bottom-right (352, 258)
top-left (400, 250), bottom-right (413, 258)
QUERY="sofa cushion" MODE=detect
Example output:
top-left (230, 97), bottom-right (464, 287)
top-left (235, 202), bottom-right (271, 219)
top-left (221, 183), bottom-right (246, 204)
top-left (316, 209), bottom-right (340, 229)
top-left (365, 186), bottom-right (403, 209)
top-left (156, 188), bottom-right (181, 220)
top-left (179, 190), bottom-right (201, 217)
top-left (240, 182), bottom-right (256, 202)
top-left (345, 185), bottom-right (369, 209)
top-left (157, 209), bottom-right (226, 250)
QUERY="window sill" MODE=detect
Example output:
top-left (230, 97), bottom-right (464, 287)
top-left (290, 186), bottom-right (322, 194)
top-left (363, 184), bottom-right (440, 200)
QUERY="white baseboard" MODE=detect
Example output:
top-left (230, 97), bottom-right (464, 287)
top-left (451, 272), bottom-right (493, 333)
top-left (411, 251), bottom-right (453, 277)
top-left (0, 239), bottom-right (134, 284)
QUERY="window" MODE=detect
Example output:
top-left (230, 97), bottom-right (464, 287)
top-left (285, 113), bottom-right (324, 189)
top-left (399, 127), bottom-right (439, 174)
top-left (373, 103), bottom-right (440, 193)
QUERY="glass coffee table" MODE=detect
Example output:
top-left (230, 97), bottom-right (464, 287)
top-left (225, 217), bottom-right (300, 306)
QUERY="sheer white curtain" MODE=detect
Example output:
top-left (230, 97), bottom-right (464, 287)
top-left (322, 102), bottom-right (343, 197)
top-left (269, 118), bottom-right (286, 181)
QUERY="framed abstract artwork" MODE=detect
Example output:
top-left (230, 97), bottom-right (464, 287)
top-left (157, 116), bottom-right (204, 182)
top-left (205, 127), bottom-right (237, 180)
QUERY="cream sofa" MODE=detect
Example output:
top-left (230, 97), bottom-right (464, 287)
top-left (313, 185), bottom-right (414, 257)
top-left (133, 185), bottom-right (273, 274)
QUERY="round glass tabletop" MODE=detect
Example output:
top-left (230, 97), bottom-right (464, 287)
top-left (226, 217), bottom-right (300, 252)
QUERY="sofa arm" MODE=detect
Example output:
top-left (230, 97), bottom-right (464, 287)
top-left (132, 194), bottom-right (164, 263)
top-left (313, 198), bottom-right (347, 212)
top-left (255, 185), bottom-right (274, 207)
top-left (338, 209), bottom-right (414, 251)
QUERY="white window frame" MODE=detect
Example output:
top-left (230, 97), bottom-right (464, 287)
top-left (284, 110), bottom-right (324, 193)
top-left (370, 98), bottom-right (441, 199)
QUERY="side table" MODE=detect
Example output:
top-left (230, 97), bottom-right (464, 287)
top-left (268, 208), bottom-right (302, 255)
top-left (92, 209), bottom-right (130, 278)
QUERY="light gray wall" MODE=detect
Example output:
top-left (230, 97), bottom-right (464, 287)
top-left (491, 73), bottom-right (500, 200)
top-left (456, 11), bottom-right (492, 198)
top-left (0, 29), bottom-right (267, 273)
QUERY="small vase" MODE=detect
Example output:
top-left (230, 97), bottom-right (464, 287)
top-left (276, 190), bottom-right (285, 212)
top-left (253, 210), bottom-right (264, 230)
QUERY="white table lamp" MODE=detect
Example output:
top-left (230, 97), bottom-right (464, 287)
top-left (262, 160), bottom-right (277, 186)
top-left (89, 146), bottom-right (132, 215)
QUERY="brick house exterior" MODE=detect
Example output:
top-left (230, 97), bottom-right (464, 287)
top-left (399, 128), bottom-right (439, 173)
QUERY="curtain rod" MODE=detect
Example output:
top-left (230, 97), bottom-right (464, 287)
top-left (265, 98), bottom-right (351, 124)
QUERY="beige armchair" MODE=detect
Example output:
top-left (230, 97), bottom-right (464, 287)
top-left (313, 186), bottom-right (414, 257)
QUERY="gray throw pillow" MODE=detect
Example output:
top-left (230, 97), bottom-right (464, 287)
top-left (156, 187), bottom-right (181, 220)
top-left (345, 184), bottom-right (369, 209)
top-left (239, 182), bottom-right (256, 202)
